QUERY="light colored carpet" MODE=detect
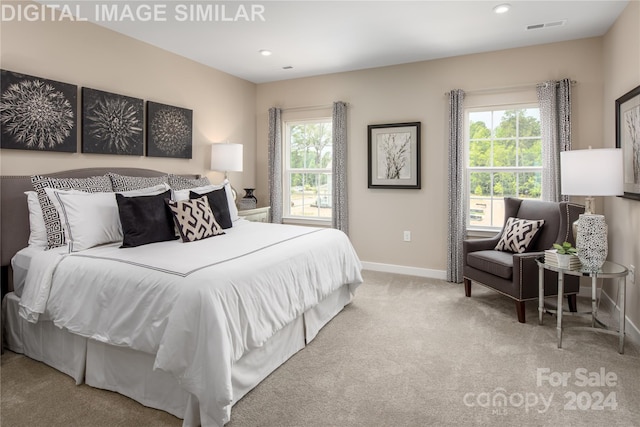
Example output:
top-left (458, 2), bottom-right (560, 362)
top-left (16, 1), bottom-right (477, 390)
top-left (2, 270), bottom-right (639, 426)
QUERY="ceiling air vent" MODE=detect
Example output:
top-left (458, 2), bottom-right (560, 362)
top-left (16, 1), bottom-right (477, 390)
top-left (527, 20), bottom-right (567, 30)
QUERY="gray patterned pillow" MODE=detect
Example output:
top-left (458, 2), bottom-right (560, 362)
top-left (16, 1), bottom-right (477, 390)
top-left (166, 196), bottom-right (224, 242)
top-left (495, 217), bottom-right (545, 253)
top-left (31, 175), bottom-right (113, 249)
top-left (108, 172), bottom-right (169, 191)
top-left (168, 174), bottom-right (210, 191)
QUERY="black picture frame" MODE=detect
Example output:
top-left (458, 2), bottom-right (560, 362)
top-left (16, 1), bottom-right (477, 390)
top-left (368, 122), bottom-right (421, 189)
top-left (82, 87), bottom-right (144, 155)
top-left (615, 85), bottom-right (640, 201)
top-left (0, 69), bottom-right (77, 152)
top-left (146, 101), bottom-right (193, 159)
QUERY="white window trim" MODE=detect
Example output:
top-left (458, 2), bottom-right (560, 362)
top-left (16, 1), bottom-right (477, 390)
top-left (464, 103), bottom-right (542, 232)
top-left (282, 117), bottom-right (333, 224)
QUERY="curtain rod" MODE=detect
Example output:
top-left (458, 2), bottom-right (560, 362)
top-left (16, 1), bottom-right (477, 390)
top-left (280, 103), bottom-right (335, 112)
top-left (444, 80), bottom-right (577, 96)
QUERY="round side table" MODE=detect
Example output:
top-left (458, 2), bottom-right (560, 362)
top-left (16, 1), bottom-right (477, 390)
top-left (536, 258), bottom-right (628, 354)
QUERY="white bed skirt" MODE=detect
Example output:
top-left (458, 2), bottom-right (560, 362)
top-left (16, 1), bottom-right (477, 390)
top-left (2, 284), bottom-right (353, 425)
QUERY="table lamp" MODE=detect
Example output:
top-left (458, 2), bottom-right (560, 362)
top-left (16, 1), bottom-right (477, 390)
top-left (560, 148), bottom-right (623, 270)
top-left (210, 142), bottom-right (243, 200)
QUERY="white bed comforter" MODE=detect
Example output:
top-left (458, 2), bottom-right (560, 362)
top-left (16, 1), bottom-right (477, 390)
top-left (18, 220), bottom-right (363, 426)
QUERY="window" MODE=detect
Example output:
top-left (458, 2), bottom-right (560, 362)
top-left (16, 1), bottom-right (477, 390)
top-left (466, 105), bottom-right (542, 230)
top-left (283, 118), bottom-right (332, 221)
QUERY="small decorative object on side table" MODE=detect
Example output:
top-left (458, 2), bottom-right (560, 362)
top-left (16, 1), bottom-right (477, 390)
top-left (549, 242), bottom-right (580, 270)
top-left (238, 188), bottom-right (257, 210)
top-left (537, 257), bottom-right (629, 353)
top-left (238, 206), bottom-right (270, 223)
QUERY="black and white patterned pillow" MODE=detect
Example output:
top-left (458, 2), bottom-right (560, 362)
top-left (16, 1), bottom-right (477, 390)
top-left (165, 196), bottom-right (224, 242)
top-left (31, 175), bottom-right (113, 249)
top-left (168, 174), bottom-right (210, 191)
top-left (495, 217), bottom-right (545, 253)
top-left (108, 172), bottom-right (169, 191)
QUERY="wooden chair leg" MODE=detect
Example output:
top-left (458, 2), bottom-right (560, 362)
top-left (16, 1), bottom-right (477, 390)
top-left (464, 278), bottom-right (471, 297)
top-left (515, 301), bottom-right (526, 323)
top-left (568, 294), bottom-right (577, 312)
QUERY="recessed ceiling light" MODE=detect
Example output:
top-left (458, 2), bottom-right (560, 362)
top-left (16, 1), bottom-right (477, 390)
top-left (493, 3), bottom-right (511, 14)
top-left (259, 49), bottom-right (272, 56)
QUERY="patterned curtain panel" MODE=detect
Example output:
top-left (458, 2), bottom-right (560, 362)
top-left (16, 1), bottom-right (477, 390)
top-left (447, 89), bottom-right (466, 283)
top-left (537, 78), bottom-right (572, 202)
top-left (268, 107), bottom-right (283, 223)
top-left (332, 101), bottom-right (349, 234)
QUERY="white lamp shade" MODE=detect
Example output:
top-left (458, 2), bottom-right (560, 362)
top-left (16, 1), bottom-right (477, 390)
top-left (560, 148), bottom-right (623, 196)
top-left (210, 143), bottom-right (243, 172)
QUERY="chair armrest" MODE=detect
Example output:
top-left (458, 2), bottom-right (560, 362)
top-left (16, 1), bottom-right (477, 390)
top-left (463, 236), bottom-right (500, 254)
top-left (513, 251), bottom-right (544, 261)
top-left (513, 251), bottom-right (544, 298)
top-left (513, 251), bottom-right (544, 291)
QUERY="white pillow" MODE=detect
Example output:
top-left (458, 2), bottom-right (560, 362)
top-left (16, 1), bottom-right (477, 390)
top-left (25, 191), bottom-right (47, 248)
top-left (45, 189), bottom-right (121, 252)
top-left (121, 183), bottom-right (170, 197)
top-left (45, 184), bottom-right (170, 252)
top-left (173, 179), bottom-right (239, 221)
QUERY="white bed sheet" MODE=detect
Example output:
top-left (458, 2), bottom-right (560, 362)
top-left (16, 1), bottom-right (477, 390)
top-left (3, 283), bottom-right (353, 425)
top-left (10, 246), bottom-right (35, 298)
top-left (17, 220), bottom-right (363, 426)
top-left (3, 292), bottom-right (87, 384)
top-left (11, 246), bottom-right (67, 298)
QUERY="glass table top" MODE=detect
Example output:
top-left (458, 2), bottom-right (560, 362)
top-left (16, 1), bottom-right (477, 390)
top-left (536, 257), bottom-right (629, 278)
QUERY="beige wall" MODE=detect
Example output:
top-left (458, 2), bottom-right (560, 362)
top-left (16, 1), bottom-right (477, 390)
top-left (602, 1), bottom-right (640, 336)
top-left (2, 3), bottom-right (636, 337)
top-left (0, 13), bottom-right (257, 189)
top-left (256, 38), bottom-right (604, 274)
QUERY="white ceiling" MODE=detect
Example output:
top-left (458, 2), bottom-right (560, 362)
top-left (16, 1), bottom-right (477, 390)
top-left (50, 0), bottom-right (628, 83)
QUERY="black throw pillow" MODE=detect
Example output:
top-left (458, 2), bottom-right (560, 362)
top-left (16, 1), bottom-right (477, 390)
top-left (189, 188), bottom-right (233, 229)
top-left (116, 190), bottom-right (177, 247)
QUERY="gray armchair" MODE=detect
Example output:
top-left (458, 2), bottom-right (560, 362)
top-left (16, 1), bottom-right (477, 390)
top-left (463, 197), bottom-right (584, 323)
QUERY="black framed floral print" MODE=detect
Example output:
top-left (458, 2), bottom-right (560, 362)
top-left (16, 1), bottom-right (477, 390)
top-left (0, 70), bottom-right (77, 152)
top-left (82, 87), bottom-right (143, 155)
top-left (146, 101), bottom-right (193, 159)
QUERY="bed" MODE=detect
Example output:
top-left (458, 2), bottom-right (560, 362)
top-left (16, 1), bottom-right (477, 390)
top-left (0, 167), bottom-right (363, 426)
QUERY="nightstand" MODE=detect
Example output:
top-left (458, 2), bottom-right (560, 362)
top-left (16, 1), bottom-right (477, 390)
top-left (238, 206), bottom-right (270, 223)
top-left (537, 258), bottom-right (629, 353)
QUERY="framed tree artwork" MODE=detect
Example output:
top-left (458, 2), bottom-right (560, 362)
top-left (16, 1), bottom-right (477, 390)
top-left (0, 70), bottom-right (77, 152)
top-left (368, 122), bottom-right (421, 189)
top-left (615, 85), bottom-right (640, 200)
top-left (146, 101), bottom-right (193, 159)
top-left (82, 87), bottom-right (144, 155)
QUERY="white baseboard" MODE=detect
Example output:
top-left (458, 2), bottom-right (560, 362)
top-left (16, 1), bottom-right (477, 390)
top-left (361, 261), bottom-right (447, 280)
top-left (598, 288), bottom-right (640, 347)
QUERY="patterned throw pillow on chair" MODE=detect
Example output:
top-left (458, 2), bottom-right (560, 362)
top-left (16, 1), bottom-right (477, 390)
top-left (166, 196), bottom-right (225, 242)
top-left (495, 217), bottom-right (545, 253)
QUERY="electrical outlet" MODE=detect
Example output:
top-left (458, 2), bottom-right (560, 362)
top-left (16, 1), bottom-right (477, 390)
top-left (629, 265), bottom-right (636, 286)
top-left (403, 231), bottom-right (411, 242)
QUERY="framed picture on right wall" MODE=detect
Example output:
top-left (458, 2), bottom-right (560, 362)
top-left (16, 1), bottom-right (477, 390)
top-left (616, 84), bottom-right (640, 201)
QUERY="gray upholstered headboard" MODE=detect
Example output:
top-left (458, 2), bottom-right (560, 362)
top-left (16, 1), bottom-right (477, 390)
top-left (0, 168), bottom-right (199, 268)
